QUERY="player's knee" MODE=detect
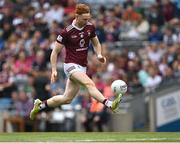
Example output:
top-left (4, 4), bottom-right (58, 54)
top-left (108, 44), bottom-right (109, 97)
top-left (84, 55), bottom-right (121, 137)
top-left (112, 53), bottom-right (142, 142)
top-left (63, 94), bottom-right (73, 104)
top-left (64, 98), bottom-right (72, 104)
top-left (51, 96), bottom-right (61, 105)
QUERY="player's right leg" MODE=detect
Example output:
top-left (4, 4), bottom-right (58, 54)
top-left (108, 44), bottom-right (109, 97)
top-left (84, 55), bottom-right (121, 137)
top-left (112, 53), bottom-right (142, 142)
top-left (47, 78), bottom-right (80, 107)
top-left (30, 79), bottom-right (79, 120)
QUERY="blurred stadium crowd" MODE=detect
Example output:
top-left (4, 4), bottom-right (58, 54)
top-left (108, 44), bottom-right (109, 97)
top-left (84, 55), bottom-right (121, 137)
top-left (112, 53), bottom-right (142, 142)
top-left (0, 0), bottom-right (180, 132)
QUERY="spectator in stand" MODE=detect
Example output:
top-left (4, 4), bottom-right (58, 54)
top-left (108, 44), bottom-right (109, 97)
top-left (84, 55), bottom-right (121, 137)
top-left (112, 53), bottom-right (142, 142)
top-left (158, 54), bottom-right (169, 76)
top-left (113, 4), bottom-right (123, 19)
top-left (12, 17), bottom-right (24, 36)
top-left (13, 90), bottom-right (33, 118)
top-left (94, 20), bottom-right (106, 44)
top-left (24, 73), bottom-right (36, 101)
top-left (172, 54), bottom-right (180, 77)
top-left (103, 77), bottom-right (114, 100)
top-left (126, 58), bottom-right (143, 93)
top-left (147, 4), bottom-right (164, 27)
top-left (161, 66), bottom-right (175, 84)
top-left (31, 50), bottom-right (50, 101)
top-left (49, 20), bottom-right (62, 35)
top-left (161, 0), bottom-right (175, 22)
top-left (147, 42), bottom-right (164, 63)
top-left (148, 24), bottom-right (163, 42)
top-left (21, 31), bottom-right (34, 58)
top-left (28, 31), bottom-right (44, 49)
top-left (122, 5), bottom-right (141, 23)
top-left (167, 43), bottom-right (179, 65)
top-left (82, 97), bottom-right (110, 132)
top-left (0, 52), bottom-right (5, 71)
top-left (163, 26), bottom-right (178, 46)
top-left (5, 32), bottom-right (21, 56)
top-left (133, 0), bottom-right (144, 16)
top-left (4, 89), bottom-right (34, 131)
top-left (0, 6), bottom-right (14, 40)
top-left (13, 51), bottom-right (31, 74)
top-left (64, 0), bottom-right (76, 20)
top-left (44, 2), bottom-right (64, 27)
top-left (138, 60), bottom-right (150, 88)
top-left (104, 9), bottom-right (121, 41)
top-left (136, 15), bottom-right (150, 39)
top-left (32, 12), bottom-right (49, 39)
top-left (145, 66), bottom-right (162, 93)
top-left (1, 21), bottom-right (14, 41)
top-left (123, 0), bottom-right (134, 8)
top-left (13, 51), bottom-right (31, 84)
top-left (0, 62), bottom-right (15, 98)
top-left (126, 60), bottom-right (138, 83)
top-left (92, 74), bottom-right (105, 93)
top-left (123, 14), bottom-right (149, 39)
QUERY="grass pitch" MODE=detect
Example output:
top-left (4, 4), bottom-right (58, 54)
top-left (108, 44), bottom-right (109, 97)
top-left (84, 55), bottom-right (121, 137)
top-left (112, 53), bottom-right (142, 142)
top-left (0, 132), bottom-right (180, 142)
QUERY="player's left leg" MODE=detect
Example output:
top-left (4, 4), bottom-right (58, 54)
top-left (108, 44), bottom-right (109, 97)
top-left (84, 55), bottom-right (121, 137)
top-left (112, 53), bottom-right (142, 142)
top-left (70, 71), bottom-right (122, 111)
top-left (71, 71), bottom-right (105, 102)
top-left (30, 78), bottom-right (80, 120)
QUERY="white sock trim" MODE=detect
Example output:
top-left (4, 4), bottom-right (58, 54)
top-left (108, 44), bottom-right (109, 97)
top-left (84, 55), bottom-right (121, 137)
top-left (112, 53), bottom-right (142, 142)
top-left (39, 103), bottom-right (46, 110)
top-left (105, 100), bottom-right (112, 108)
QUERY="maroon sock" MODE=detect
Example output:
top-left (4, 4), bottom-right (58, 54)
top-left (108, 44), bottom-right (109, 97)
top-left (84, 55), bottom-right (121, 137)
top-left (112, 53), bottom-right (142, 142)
top-left (44, 100), bottom-right (49, 108)
top-left (102, 99), bottom-right (107, 105)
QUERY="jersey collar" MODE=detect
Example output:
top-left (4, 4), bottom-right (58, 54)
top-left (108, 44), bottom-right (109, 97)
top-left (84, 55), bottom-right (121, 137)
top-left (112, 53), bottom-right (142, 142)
top-left (72, 20), bottom-right (86, 31)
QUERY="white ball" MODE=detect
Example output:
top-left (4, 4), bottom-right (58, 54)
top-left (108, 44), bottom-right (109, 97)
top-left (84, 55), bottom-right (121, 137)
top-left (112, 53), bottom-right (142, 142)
top-left (111, 80), bottom-right (127, 94)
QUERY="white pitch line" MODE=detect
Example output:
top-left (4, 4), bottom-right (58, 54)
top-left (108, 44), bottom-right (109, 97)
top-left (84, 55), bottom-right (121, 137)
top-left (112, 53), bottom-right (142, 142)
top-left (0, 142), bottom-right (180, 143)
top-left (125, 137), bottom-right (180, 141)
top-left (1, 138), bottom-right (180, 143)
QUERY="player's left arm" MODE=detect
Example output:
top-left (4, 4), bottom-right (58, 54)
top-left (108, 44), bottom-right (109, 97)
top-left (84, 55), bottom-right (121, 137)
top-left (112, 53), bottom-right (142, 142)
top-left (91, 36), bottom-right (106, 64)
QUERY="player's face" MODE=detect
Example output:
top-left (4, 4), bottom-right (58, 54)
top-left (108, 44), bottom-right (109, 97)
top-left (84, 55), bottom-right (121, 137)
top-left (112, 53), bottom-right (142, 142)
top-left (77, 13), bottom-right (91, 26)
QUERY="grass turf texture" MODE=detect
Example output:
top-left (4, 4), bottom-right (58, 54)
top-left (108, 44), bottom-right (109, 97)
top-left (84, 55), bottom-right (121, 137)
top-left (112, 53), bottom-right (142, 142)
top-left (0, 132), bottom-right (180, 142)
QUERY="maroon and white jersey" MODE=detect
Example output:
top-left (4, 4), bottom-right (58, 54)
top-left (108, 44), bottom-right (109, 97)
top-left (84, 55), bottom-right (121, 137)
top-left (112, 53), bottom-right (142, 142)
top-left (56, 20), bottom-right (96, 67)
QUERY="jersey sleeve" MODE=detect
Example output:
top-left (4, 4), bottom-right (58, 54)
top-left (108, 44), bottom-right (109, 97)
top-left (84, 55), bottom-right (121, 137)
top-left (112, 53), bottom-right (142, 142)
top-left (90, 25), bottom-right (97, 38)
top-left (56, 29), bottom-right (67, 45)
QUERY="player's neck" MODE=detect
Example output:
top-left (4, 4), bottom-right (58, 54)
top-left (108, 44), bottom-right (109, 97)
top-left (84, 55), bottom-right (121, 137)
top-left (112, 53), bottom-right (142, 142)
top-left (74, 20), bottom-right (85, 29)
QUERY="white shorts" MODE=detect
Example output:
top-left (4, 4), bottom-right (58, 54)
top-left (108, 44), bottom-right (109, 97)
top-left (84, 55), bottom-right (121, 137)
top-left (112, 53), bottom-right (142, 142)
top-left (64, 63), bottom-right (87, 78)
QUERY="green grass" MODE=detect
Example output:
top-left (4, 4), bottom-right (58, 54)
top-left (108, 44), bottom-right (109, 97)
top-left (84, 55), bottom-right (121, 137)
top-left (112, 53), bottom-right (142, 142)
top-left (0, 132), bottom-right (180, 142)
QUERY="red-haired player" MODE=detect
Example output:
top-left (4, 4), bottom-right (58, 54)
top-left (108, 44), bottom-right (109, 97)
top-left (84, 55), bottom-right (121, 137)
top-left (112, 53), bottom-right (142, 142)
top-left (30, 4), bottom-right (122, 120)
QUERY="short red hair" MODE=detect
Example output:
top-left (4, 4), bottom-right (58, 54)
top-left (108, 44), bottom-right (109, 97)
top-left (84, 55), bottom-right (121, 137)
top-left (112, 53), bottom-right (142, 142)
top-left (75, 3), bottom-right (90, 15)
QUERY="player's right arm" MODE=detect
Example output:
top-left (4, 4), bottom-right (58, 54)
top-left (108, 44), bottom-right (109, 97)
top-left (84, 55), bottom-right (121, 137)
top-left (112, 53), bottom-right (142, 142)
top-left (51, 29), bottom-right (67, 83)
top-left (50, 41), bottom-right (64, 83)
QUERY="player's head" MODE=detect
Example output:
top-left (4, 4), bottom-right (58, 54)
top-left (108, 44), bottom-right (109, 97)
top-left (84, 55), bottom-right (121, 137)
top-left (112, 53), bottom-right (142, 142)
top-left (75, 3), bottom-right (91, 26)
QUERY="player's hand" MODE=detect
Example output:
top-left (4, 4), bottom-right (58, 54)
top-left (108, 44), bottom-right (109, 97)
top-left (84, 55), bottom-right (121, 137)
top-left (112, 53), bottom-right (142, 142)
top-left (97, 54), bottom-right (106, 64)
top-left (51, 70), bottom-right (58, 83)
